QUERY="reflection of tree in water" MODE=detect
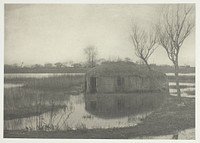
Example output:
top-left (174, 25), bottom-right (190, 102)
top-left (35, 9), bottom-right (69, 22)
top-left (74, 95), bottom-right (84, 104)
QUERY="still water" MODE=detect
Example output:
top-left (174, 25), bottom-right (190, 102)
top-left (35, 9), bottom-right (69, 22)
top-left (169, 82), bottom-right (195, 98)
top-left (4, 94), bottom-right (151, 131)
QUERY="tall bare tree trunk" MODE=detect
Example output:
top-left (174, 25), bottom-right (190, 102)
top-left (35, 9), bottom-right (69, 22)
top-left (144, 60), bottom-right (151, 71)
top-left (143, 59), bottom-right (155, 91)
top-left (174, 61), bottom-right (181, 102)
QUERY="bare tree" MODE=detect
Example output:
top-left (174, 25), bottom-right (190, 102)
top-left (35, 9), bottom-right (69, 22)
top-left (55, 62), bottom-right (63, 68)
top-left (157, 5), bottom-right (195, 99)
top-left (131, 25), bottom-right (158, 71)
top-left (84, 46), bottom-right (97, 68)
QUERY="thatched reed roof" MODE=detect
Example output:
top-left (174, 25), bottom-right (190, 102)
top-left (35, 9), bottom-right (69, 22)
top-left (86, 62), bottom-right (166, 78)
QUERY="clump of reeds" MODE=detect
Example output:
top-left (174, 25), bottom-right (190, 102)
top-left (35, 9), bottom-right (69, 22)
top-left (4, 87), bottom-right (69, 120)
top-left (4, 77), bottom-right (34, 84)
top-left (24, 75), bottom-right (85, 91)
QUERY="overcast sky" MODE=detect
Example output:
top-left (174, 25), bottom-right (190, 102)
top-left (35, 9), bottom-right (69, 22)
top-left (4, 4), bottom-right (195, 66)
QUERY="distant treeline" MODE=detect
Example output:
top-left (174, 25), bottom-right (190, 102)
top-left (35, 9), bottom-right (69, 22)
top-left (4, 62), bottom-right (195, 74)
top-left (4, 67), bottom-right (88, 73)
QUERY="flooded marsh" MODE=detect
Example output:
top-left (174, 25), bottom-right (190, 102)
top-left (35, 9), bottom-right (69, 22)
top-left (3, 72), bottom-right (195, 139)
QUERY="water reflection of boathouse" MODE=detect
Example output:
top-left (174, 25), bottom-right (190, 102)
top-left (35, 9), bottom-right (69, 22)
top-left (84, 62), bottom-right (169, 116)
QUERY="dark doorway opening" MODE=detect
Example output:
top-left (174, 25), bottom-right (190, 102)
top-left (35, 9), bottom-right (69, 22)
top-left (90, 77), bottom-right (97, 93)
top-left (117, 76), bottom-right (125, 92)
top-left (90, 101), bottom-right (97, 111)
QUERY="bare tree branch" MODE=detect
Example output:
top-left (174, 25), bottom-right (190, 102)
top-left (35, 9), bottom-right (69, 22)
top-left (157, 4), bottom-right (195, 98)
top-left (131, 24), bottom-right (158, 70)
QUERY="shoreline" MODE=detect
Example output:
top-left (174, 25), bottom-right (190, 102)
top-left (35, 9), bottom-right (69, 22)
top-left (4, 95), bottom-right (195, 139)
top-left (4, 105), bottom-right (67, 120)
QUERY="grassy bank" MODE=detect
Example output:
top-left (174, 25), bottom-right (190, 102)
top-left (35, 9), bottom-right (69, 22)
top-left (169, 84), bottom-right (195, 89)
top-left (4, 95), bottom-right (195, 139)
top-left (4, 104), bottom-right (66, 120)
top-left (167, 75), bottom-right (195, 83)
top-left (4, 77), bottom-right (34, 84)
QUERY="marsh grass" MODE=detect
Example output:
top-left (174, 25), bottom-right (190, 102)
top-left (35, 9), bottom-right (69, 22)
top-left (169, 85), bottom-right (195, 89)
top-left (4, 77), bottom-right (33, 84)
top-left (4, 87), bottom-right (70, 120)
top-left (24, 75), bottom-right (84, 91)
top-left (167, 75), bottom-right (195, 83)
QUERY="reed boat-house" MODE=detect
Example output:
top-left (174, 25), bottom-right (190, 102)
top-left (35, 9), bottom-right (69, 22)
top-left (84, 62), bottom-right (169, 114)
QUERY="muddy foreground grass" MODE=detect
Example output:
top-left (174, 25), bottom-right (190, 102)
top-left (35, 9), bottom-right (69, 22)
top-left (4, 95), bottom-right (195, 139)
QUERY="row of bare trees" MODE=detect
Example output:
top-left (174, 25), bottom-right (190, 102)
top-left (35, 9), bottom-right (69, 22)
top-left (131, 5), bottom-right (195, 99)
